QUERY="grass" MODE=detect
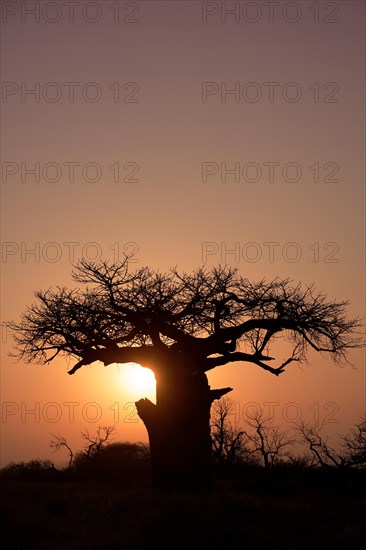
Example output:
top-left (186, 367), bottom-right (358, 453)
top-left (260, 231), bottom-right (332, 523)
top-left (0, 467), bottom-right (365, 549)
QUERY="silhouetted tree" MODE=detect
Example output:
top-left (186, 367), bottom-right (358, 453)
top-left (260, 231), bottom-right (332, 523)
top-left (342, 414), bottom-right (366, 467)
top-left (244, 407), bottom-right (296, 469)
top-left (50, 426), bottom-right (116, 470)
top-left (211, 399), bottom-right (297, 469)
top-left (8, 258), bottom-right (363, 489)
top-left (211, 397), bottom-right (255, 466)
top-left (297, 414), bottom-right (366, 469)
top-left (50, 434), bottom-right (74, 469)
top-left (296, 421), bottom-right (346, 468)
top-left (80, 426), bottom-right (116, 459)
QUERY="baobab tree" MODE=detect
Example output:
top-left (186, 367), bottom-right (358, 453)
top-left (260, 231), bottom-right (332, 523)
top-left (8, 258), bottom-right (363, 489)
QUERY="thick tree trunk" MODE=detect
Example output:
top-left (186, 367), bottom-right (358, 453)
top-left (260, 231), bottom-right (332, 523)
top-left (136, 362), bottom-right (232, 490)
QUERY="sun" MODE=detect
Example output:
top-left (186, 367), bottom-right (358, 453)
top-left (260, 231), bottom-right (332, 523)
top-left (120, 362), bottom-right (156, 395)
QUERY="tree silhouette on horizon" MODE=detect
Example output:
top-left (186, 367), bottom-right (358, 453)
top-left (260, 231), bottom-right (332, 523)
top-left (9, 257), bottom-right (363, 489)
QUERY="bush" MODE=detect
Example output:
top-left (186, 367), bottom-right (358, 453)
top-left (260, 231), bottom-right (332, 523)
top-left (0, 459), bottom-right (58, 481)
top-left (71, 442), bottom-right (151, 484)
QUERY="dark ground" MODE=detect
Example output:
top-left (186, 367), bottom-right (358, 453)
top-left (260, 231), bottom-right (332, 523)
top-left (0, 466), bottom-right (365, 549)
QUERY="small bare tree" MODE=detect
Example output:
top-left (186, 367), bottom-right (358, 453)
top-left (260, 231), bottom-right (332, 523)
top-left (50, 435), bottom-right (74, 469)
top-left (211, 397), bottom-right (255, 465)
top-left (297, 414), bottom-right (366, 469)
top-left (296, 422), bottom-right (346, 468)
top-left (211, 399), bottom-right (296, 468)
top-left (81, 426), bottom-right (116, 459)
top-left (50, 425), bottom-right (116, 468)
top-left (245, 408), bottom-right (296, 469)
top-left (342, 414), bottom-right (366, 468)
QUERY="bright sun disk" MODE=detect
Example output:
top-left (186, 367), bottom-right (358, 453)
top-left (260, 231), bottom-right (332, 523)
top-left (121, 363), bottom-right (156, 394)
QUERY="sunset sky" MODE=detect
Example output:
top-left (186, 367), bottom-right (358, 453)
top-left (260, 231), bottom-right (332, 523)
top-left (1, 0), bottom-right (365, 466)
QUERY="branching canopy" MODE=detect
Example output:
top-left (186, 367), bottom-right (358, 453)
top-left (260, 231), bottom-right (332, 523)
top-left (8, 258), bottom-right (363, 376)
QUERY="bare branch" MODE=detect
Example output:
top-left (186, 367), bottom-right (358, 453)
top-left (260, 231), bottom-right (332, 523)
top-left (8, 261), bottom-right (363, 377)
top-left (244, 407), bottom-right (296, 468)
top-left (296, 421), bottom-right (348, 469)
top-left (209, 387), bottom-right (233, 403)
top-left (81, 426), bottom-right (116, 458)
